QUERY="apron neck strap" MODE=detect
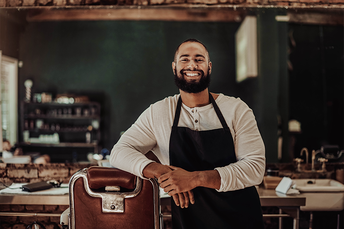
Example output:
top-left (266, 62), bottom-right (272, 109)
top-left (173, 94), bottom-right (230, 131)
top-left (173, 96), bottom-right (183, 127)
top-left (209, 93), bottom-right (230, 131)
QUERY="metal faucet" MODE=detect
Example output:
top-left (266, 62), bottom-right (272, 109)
top-left (300, 148), bottom-right (309, 165)
top-left (294, 158), bottom-right (303, 172)
top-left (294, 148), bottom-right (328, 173)
top-left (318, 158), bottom-right (328, 172)
top-left (311, 150), bottom-right (328, 172)
top-left (311, 150), bottom-right (316, 171)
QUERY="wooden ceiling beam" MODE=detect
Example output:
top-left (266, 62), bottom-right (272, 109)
top-left (287, 10), bottom-right (344, 25)
top-left (26, 7), bottom-right (247, 22)
top-left (10, 6), bottom-right (344, 25)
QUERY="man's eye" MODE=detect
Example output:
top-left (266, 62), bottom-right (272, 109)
top-left (196, 59), bottom-right (204, 62)
top-left (181, 59), bottom-right (188, 62)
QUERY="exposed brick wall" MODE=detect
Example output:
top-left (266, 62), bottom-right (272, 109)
top-left (0, 0), bottom-right (343, 9)
top-left (0, 162), bottom-right (95, 229)
top-left (0, 162), bottom-right (95, 184)
top-left (0, 205), bottom-right (69, 229)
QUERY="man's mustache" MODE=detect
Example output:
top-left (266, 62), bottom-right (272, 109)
top-left (180, 69), bottom-right (205, 76)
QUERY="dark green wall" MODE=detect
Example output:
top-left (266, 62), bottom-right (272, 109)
top-left (19, 20), bottom-right (246, 152)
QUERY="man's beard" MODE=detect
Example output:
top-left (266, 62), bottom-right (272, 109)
top-left (174, 69), bottom-right (211, 93)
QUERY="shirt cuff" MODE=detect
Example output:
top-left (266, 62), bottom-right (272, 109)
top-left (214, 167), bottom-right (230, 192)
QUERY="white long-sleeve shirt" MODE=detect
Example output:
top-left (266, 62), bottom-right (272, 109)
top-left (110, 93), bottom-right (265, 192)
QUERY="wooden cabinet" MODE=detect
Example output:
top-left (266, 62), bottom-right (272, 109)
top-left (19, 101), bottom-right (101, 154)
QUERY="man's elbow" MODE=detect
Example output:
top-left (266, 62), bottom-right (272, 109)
top-left (250, 156), bottom-right (265, 185)
top-left (109, 145), bottom-right (119, 167)
top-left (256, 158), bottom-right (266, 184)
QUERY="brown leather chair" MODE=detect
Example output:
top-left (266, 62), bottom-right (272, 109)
top-left (67, 166), bottom-right (162, 229)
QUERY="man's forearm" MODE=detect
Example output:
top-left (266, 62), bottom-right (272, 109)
top-left (195, 170), bottom-right (221, 190)
top-left (159, 167), bottom-right (221, 194)
top-left (143, 162), bottom-right (172, 179)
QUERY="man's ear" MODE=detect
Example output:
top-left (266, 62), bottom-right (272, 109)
top-left (172, 62), bottom-right (176, 75)
top-left (208, 61), bottom-right (212, 74)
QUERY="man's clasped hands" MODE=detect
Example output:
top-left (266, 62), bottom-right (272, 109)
top-left (144, 162), bottom-right (198, 209)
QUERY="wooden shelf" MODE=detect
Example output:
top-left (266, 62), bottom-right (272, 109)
top-left (19, 142), bottom-right (97, 147)
top-left (23, 102), bottom-right (100, 106)
top-left (25, 129), bottom-right (96, 133)
top-left (20, 100), bottom-right (101, 154)
top-left (25, 114), bottom-right (100, 120)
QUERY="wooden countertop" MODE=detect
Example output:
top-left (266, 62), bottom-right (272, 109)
top-left (257, 188), bottom-right (305, 207)
top-left (0, 187), bottom-right (305, 207)
top-left (0, 194), bottom-right (69, 205)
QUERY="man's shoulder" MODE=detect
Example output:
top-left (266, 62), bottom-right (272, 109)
top-left (136, 95), bottom-right (179, 125)
top-left (151, 94), bottom-right (179, 109)
top-left (216, 93), bottom-right (251, 111)
top-left (217, 93), bottom-right (245, 105)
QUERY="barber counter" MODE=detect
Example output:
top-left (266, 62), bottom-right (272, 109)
top-left (0, 185), bottom-right (305, 229)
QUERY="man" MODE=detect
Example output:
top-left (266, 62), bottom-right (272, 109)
top-left (110, 39), bottom-right (265, 229)
top-left (2, 139), bottom-right (23, 158)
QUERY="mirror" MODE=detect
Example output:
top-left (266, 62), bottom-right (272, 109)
top-left (0, 7), bottom-right (342, 163)
top-left (286, 9), bottom-right (343, 162)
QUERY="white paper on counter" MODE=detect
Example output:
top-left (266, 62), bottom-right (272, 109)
top-left (275, 177), bottom-right (293, 194)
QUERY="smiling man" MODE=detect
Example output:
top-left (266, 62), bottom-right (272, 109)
top-left (110, 39), bottom-right (265, 229)
top-left (173, 41), bottom-right (211, 95)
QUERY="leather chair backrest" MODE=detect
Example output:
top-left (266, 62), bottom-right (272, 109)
top-left (69, 166), bottom-right (160, 229)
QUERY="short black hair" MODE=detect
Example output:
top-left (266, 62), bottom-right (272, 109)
top-left (174, 38), bottom-right (210, 62)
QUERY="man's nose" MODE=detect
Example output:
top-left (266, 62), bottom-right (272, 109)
top-left (187, 61), bottom-right (198, 70)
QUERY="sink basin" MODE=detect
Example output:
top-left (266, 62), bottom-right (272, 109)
top-left (293, 179), bottom-right (344, 192)
top-left (292, 179), bottom-right (344, 211)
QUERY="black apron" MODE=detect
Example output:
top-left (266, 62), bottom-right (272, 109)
top-left (169, 94), bottom-right (264, 229)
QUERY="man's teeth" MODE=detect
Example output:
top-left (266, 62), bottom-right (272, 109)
top-left (186, 73), bottom-right (198, 76)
